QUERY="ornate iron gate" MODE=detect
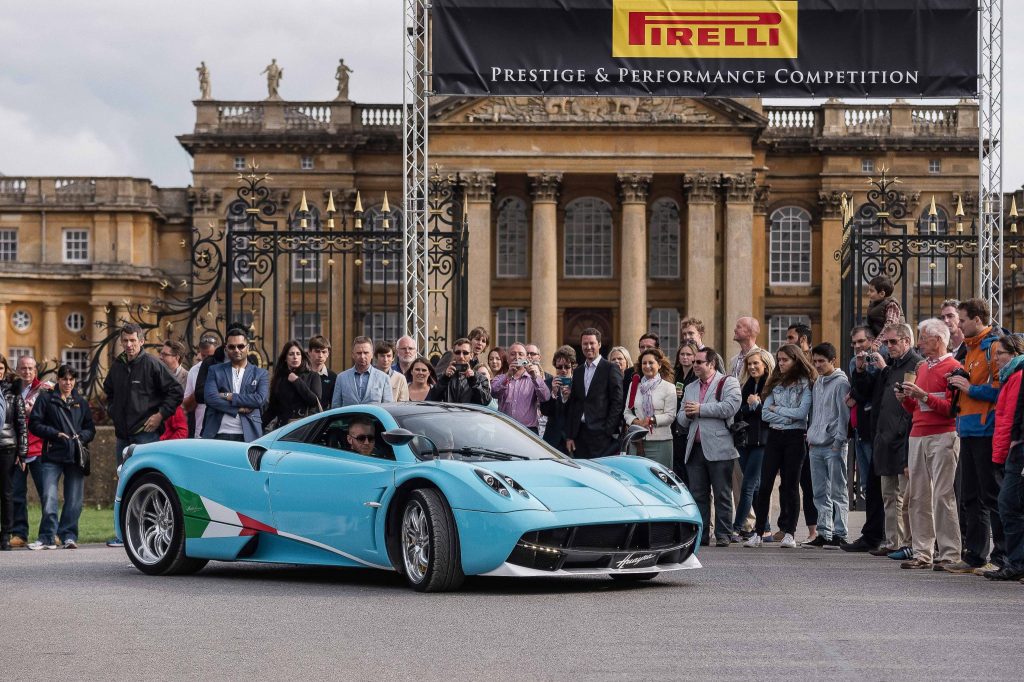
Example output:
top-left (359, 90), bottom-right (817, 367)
top-left (838, 172), bottom-right (1024, 369)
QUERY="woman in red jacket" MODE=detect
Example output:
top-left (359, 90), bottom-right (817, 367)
top-left (159, 406), bottom-right (188, 441)
top-left (989, 334), bottom-right (1024, 581)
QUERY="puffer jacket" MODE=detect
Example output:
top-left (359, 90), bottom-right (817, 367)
top-left (102, 350), bottom-right (183, 439)
top-left (0, 378), bottom-right (28, 459)
top-left (955, 326), bottom-right (1001, 437)
top-left (992, 356), bottom-right (1024, 465)
top-left (29, 389), bottom-right (96, 465)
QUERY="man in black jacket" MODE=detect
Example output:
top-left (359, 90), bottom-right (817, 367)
top-left (540, 345), bottom-right (577, 455)
top-left (565, 328), bottom-right (624, 459)
top-left (426, 338), bottom-right (492, 406)
top-left (849, 322), bottom-right (922, 557)
top-left (102, 323), bottom-right (183, 546)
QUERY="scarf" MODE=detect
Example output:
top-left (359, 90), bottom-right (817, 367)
top-left (638, 375), bottom-right (662, 420)
top-left (999, 354), bottom-right (1024, 384)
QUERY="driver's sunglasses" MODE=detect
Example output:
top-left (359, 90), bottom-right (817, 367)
top-left (226, 344), bottom-right (248, 351)
top-left (351, 434), bottom-right (375, 443)
top-left (452, 350), bottom-right (471, 356)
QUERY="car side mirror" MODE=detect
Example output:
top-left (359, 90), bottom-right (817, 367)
top-left (619, 424), bottom-right (648, 455)
top-left (382, 429), bottom-right (440, 460)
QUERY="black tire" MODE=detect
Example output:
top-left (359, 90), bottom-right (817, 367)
top-left (399, 488), bottom-right (465, 592)
top-left (120, 472), bottom-right (208, 577)
top-left (610, 572), bottom-right (659, 583)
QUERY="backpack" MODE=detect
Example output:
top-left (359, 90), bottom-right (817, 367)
top-left (713, 376), bottom-right (748, 449)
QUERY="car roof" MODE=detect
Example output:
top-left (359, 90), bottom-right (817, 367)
top-left (376, 401), bottom-right (491, 418)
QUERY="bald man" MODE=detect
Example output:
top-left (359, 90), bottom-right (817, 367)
top-left (728, 317), bottom-right (762, 379)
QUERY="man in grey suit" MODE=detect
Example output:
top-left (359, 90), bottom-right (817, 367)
top-left (332, 336), bottom-right (394, 408)
top-left (677, 346), bottom-right (742, 547)
top-left (202, 329), bottom-right (270, 442)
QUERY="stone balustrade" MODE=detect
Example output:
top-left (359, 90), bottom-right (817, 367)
top-left (194, 100), bottom-right (402, 134)
top-left (0, 176), bottom-right (177, 208)
top-left (764, 101), bottom-right (977, 139)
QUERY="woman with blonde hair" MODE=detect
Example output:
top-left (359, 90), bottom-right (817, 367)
top-left (733, 348), bottom-right (776, 541)
top-left (623, 348), bottom-right (676, 467)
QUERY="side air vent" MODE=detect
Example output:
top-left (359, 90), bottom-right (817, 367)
top-left (247, 446), bottom-right (267, 471)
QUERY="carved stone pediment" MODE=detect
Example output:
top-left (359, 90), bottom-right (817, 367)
top-left (449, 97), bottom-right (719, 125)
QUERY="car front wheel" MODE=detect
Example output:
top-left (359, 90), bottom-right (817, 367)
top-left (121, 472), bottom-right (208, 576)
top-left (400, 488), bottom-right (464, 592)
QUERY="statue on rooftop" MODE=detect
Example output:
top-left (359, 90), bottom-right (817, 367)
top-left (335, 59), bottom-right (353, 101)
top-left (262, 58), bottom-right (283, 100)
top-left (196, 61), bottom-right (211, 100)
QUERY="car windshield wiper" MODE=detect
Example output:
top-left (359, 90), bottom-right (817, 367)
top-left (436, 447), bottom-right (529, 461)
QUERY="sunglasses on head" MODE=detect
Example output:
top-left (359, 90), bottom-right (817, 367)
top-left (351, 434), bottom-right (375, 443)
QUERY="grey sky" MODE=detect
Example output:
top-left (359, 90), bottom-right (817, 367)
top-left (2, 1), bottom-right (1021, 191)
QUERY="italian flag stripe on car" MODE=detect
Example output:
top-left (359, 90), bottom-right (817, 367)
top-left (175, 486), bottom-right (278, 539)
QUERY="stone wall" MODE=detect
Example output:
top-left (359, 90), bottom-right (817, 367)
top-left (27, 426), bottom-right (120, 508)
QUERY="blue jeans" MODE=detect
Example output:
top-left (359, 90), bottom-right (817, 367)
top-left (37, 461), bottom-right (84, 544)
top-left (10, 458), bottom-right (44, 540)
top-left (998, 445), bottom-right (1024, 572)
top-left (854, 435), bottom-right (873, 498)
top-left (733, 445), bottom-right (764, 532)
top-left (113, 431), bottom-right (161, 540)
top-left (809, 445), bottom-right (850, 540)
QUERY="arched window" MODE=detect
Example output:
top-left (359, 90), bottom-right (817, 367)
top-left (769, 206), bottom-right (812, 285)
top-left (648, 198), bottom-right (680, 279)
top-left (916, 207), bottom-right (949, 286)
top-left (496, 197), bottom-right (528, 278)
top-left (362, 205), bottom-right (404, 284)
top-left (564, 197), bottom-right (613, 278)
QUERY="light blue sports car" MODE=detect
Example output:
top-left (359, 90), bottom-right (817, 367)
top-left (115, 403), bottom-right (702, 592)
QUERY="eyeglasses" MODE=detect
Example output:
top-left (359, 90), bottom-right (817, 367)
top-left (692, 359), bottom-right (708, 365)
top-left (351, 434), bottom-right (375, 443)
top-left (554, 364), bottom-right (572, 370)
top-left (527, 351), bottom-right (540, 356)
top-left (159, 351), bottom-right (176, 358)
top-left (226, 344), bottom-right (248, 351)
top-left (452, 350), bottom-right (471, 356)
top-left (883, 339), bottom-right (903, 346)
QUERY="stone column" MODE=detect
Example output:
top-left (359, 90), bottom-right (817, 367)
top-left (683, 173), bottom-right (720, 348)
top-left (528, 173), bottom-right (562, 356)
top-left (819, 191), bottom-right (845, 345)
top-left (91, 303), bottom-right (110, 383)
top-left (617, 173), bottom-right (652, 347)
top-left (464, 172), bottom-right (495, 335)
top-left (752, 185), bottom-right (772, 347)
top-left (42, 303), bottom-right (59, 366)
top-left (722, 174), bottom-right (756, 341)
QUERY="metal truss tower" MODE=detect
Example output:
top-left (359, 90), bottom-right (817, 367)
top-left (403, 0), bottom-right (430, 348)
top-left (979, 0), bottom-right (1004, 325)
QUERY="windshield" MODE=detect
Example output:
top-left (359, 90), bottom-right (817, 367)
top-left (396, 410), bottom-right (568, 461)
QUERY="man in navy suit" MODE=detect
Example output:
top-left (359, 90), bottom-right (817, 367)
top-left (565, 328), bottom-right (624, 459)
top-left (332, 336), bottom-right (394, 408)
top-left (202, 329), bottom-right (270, 442)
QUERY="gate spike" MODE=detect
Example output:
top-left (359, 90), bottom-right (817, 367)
top-left (381, 192), bottom-right (391, 229)
top-left (354, 191), bottom-right (363, 229)
top-left (1011, 196), bottom-right (1019, 234)
top-left (299, 191), bottom-right (309, 228)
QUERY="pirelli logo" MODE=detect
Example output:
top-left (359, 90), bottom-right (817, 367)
top-left (612, 0), bottom-right (798, 59)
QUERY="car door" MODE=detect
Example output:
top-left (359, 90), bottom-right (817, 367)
top-left (267, 413), bottom-right (398, 569)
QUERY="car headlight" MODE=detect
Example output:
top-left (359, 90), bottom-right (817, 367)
top-left (474, 469), bottom-right (511, 497)
top-left (494, 472), bottom-right (531, 499)
top-left (650, 466), bottom-right (683, 493)
top-left (122, 444), bottom-right (137, 463)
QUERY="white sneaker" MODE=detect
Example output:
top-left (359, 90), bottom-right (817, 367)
top-left (780, 533), bottom-right (797, 549)
top-left (28, 540), bottom-right (57, 551)
top-left (743, 534), bottom-right (762, 548)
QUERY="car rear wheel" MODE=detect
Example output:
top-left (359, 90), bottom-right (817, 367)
top-left (610, 572), bottom-right (659, 582)
top-left (121, 472), bottom-right (208, 576)
top-left (400, 488), bottom-right (464, 592)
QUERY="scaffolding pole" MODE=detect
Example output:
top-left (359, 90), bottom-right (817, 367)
top-left (979, 0), bottom-right (1004, 325)
top-left (403, 0), bottom-right (430, 348)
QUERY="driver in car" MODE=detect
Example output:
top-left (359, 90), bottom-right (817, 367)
top-left (346, 417), bottom-right (377, 456)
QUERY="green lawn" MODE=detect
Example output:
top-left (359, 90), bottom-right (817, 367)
top-left (25, 505), bottom-right (114, 544)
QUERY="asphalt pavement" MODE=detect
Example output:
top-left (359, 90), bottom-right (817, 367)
top-left (3, 527), bottom-right (1023, 682)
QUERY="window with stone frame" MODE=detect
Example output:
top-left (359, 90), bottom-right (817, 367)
top-left (564, 197), bottom-right (613, 278)
top-left (648, 198), bottom-right (680, 279)
top-left (7, 347), bottom-right (33, 366)
top-left (769, 206), bottom-right (812, 285)
top-left (61, 348), bottom-right (90, 377)
top-left (63, 228), bottom-right (90, 263)
top-left (495, 197), bottom-right (529, 278)
top-left (648, 308), bottom-right (680, 352)
top-left (769, 315), bottom-right (811, 352)
top-left (290, 312), bottom-right (321, 346)
top-left (916, 206), bottom-right (949, 286)
top-left (495, 308), bottom-right (527, 348)
top-left (234, 156), bottom-right (246, 171)
top-left (0, 229), bottom-right (17, 262)
top-left (362, 311), bottom-right (403, 345)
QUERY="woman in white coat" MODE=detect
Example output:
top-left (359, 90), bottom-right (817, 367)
top-left (623, 348), bottom-right (678, 467)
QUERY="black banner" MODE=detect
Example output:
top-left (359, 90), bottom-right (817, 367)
top-left (432, 0), bottom-right (979, 98)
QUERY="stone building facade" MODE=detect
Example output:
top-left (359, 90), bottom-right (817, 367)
top-left (1, 93), bottom-right (981, 368)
